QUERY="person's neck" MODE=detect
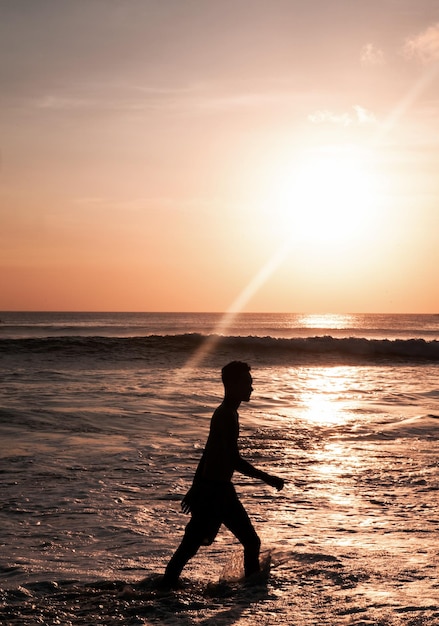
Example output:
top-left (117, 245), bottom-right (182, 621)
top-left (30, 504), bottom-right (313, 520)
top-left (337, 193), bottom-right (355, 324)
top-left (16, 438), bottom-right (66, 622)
top-left (222, 395), bottom-right (241, 411)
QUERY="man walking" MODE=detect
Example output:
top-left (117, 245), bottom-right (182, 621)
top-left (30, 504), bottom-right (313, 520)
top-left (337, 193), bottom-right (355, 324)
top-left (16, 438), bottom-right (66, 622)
top-left (162, 361), bottom-right (284, 587)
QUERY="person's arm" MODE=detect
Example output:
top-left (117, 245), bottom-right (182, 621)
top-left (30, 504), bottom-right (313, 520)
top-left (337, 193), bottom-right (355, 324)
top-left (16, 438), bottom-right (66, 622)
top-left (235, 455), bottom-right (285, 490)
top-left (191, 450), bottom-right (206, 485)
top-left (181, 452), bottom-right (205, 514)
top-left (228, 410), bottom-right (284, 490)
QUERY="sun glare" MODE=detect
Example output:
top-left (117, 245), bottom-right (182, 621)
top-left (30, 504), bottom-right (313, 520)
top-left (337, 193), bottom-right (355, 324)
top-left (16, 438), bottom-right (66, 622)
top-left (298, 366), bottom-right (359, 427)
top-left (268, 145), bottom-right (382, 249)
top-left (297, 313), bottom-right (356, 329)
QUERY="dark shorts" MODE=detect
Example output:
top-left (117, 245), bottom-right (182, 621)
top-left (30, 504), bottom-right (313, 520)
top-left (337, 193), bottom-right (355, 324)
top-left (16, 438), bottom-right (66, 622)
top-left (187, 480), bottom-right (258, 547)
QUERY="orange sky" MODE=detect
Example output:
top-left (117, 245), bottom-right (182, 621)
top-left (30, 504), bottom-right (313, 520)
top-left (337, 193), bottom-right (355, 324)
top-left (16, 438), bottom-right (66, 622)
top-left (1, 1), bottom-right (438, 313)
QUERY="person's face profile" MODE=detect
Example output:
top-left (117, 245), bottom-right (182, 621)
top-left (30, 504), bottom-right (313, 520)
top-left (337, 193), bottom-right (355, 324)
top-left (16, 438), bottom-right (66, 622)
top-left (237, 373), bottom-right (253, 402)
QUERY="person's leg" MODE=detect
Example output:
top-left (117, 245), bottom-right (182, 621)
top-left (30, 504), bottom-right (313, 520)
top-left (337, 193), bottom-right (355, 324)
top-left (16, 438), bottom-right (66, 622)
top-left (162, 518), bottom-right (203, 585)
top-left (222, 487), bottom-right (261, 577)
top-left (163, 500), bottom-right (222, 586)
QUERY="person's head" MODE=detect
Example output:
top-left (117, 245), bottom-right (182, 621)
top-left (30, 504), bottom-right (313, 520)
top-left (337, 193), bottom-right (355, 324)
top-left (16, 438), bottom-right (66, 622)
top-left (221, 361), bottom-right (253, 403)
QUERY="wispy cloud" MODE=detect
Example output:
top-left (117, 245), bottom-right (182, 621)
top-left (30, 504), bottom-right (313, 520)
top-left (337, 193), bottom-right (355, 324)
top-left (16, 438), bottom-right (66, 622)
top-left (308, 105), bottom-right (376, 126)
top-left (361, 43), bottom-right (385, 66)
top-left (29, 81), bottom-right (299, 116)
top-left (308, 110), bottom-right (352, 126)
top-left (353, 105), bottom-right (376, 124)
top-left (404, 22), bottom-right (439, 63)
top-left (31, 84), bottom-right (194, 112)
top-left (35, 94), bottom-right (94, 110)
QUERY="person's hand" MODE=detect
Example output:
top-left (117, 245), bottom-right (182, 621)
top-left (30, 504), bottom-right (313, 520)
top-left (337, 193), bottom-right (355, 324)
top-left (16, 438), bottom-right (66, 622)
top-left (181, 488), bottom-right (193, 514)
top-left (266, 474), bottom-right (285, 491)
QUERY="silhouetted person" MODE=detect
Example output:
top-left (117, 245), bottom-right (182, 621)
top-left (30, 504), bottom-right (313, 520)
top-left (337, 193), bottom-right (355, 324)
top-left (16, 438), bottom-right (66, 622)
top-left (162, 361), bottom-right (284, 587)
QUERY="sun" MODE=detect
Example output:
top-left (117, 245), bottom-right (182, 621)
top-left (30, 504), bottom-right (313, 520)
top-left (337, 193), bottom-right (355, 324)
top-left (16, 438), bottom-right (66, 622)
top-left (268, 144), bottom-right (382, 248)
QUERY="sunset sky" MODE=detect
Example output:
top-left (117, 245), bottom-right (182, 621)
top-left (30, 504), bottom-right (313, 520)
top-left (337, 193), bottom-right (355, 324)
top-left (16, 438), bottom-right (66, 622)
top-left (1, 0), bottom-right (439, 313)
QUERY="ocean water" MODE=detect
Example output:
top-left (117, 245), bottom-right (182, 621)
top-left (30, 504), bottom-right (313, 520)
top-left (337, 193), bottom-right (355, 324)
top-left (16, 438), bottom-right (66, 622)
top-left (0, 312), bottom-right (438, 625)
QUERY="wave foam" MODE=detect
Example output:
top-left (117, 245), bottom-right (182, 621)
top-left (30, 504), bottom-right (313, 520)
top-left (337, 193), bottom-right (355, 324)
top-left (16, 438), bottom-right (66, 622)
top-left (1, 334), bottom-right (438, 364)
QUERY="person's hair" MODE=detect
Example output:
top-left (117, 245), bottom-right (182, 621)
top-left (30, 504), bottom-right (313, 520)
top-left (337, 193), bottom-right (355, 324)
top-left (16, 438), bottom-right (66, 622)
top-left (221, 361), bottom-right (251, 387)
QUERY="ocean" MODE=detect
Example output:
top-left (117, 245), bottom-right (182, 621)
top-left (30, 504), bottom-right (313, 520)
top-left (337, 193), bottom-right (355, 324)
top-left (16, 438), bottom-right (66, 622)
top-left (0, 312), bottom-right (438, 625)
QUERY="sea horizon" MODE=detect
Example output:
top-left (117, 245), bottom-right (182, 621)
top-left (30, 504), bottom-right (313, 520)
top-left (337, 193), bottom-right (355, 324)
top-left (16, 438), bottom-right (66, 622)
top-left (2, 309), bottom-right (439, 314)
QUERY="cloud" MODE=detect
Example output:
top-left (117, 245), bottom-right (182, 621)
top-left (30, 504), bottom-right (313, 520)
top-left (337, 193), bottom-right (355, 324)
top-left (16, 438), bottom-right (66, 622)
top-left (353, 105), bottom-right (376, 124)
top-left (35, 94), bottom-right (94, 110)
top-left (404, 22), bottom-right (439, 63)
top-left (308, 106), bottom-right (376, 127)
top-left (28, 82), bottom-right (290, 116)
top-left (361, 43), bottom-right (385, 66)
top-left (308, 110), bottom-right (352, 126)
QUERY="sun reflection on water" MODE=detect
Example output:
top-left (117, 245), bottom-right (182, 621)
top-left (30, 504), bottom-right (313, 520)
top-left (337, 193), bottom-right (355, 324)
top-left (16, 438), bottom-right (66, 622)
top-left (296, 313), bottom-right (357, 330)
top-left (296, 366), bottom-right (359, 426)
top-left (301, 393), bottom-right (343, 425)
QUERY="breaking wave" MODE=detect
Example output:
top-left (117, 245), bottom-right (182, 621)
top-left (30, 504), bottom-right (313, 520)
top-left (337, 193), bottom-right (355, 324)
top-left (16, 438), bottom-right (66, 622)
top-left (1, 334), bottom-right (438, 364)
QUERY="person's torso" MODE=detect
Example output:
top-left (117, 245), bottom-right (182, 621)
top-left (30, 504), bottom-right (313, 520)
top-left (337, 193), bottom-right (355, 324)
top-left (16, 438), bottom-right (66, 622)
top-left (201, 404), bottom-right (239, 483)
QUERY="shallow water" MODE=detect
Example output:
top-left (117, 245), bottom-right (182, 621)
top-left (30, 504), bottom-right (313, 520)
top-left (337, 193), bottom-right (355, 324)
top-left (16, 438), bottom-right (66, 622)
top-left (1, 313), bottom-right (438, 624)
top-left (1, 421), bottom-right (439, 626)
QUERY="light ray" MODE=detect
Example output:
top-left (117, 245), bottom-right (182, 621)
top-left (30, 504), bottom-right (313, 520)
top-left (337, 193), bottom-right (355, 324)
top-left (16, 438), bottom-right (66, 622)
top-left (179, 242), bottom-right (292, 376)
top-left (375, 61), bottom-right (439, 142)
